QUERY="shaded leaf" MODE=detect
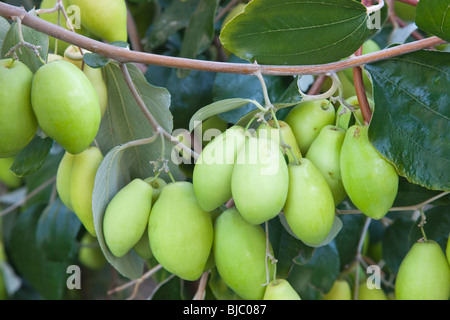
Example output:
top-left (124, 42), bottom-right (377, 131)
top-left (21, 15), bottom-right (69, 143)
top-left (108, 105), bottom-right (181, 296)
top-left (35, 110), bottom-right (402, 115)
top-left (0, 16), bottom-right (10, 53)
top-left (415, 0), bottom-right (450, 42)
top-left (10, 136), bottom-right (53, 178)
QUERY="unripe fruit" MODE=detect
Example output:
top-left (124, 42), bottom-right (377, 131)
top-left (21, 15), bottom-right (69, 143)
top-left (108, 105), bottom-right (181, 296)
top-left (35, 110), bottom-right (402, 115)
top-left (284, 159), bottom-right (335, 246)
top-left (133, 228), bottom-right (152, 260)
top-left (263, 279), bottom-right (301, 300)
top-left (103, 179), bottom-right (153, 258)
top-left (306, 125), bottom-right (347, 205)
top-left (0, 59), bottom-right (38, 158)
top-left (357, 282), bottom-right (387, 300)
top-left (68, 0), bottom-right (128, 43)
top-left (148, 182), bottom-right (213, 281)
top-left (395, 240), bottom-right (450, 300)
top-left (257, 120), bottom-right (302, 164)
top-left (0, 157), bottom-right (21, 189)
top-left (446, 234), bottom-right (450, 266)
top-left (231, 136), bottom-right (289, 225)
top-left (56, 146), bottom-right (103, 236)
top-left (284, 99), bottom-right (336, 155)
top-left (345, 95), bottom-right (375, 126)
top-left (340, 125), bottom-right (399, 220)
top-left (213, 207), bottom-right (274, 300)
top-left (323, 280), bottom-right (352, 300)
top-left (146, 177), bottom-right (167, 204)
top-left (78, 232), bottom-right (107, 270)
top-left (31, 60), bottom-right (101, 154)
top-left (193, 126), bottom-right (246, 212)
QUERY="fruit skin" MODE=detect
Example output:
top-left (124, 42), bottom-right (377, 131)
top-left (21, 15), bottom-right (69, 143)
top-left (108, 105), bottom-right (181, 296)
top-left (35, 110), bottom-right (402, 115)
top-left (68, 0), bottom-right (128, 43)
top-left (0, 59), bottom-right (38, 158)
top-left (283, 159), bottom-right (335, 246)
top-left (263, 279), bottom-right (301, 300)
top-left (213, 207), bottom-right (274, 300)
top-left (56, 146), bottom-right (103, 236)
top-left (148, 181), bottom-right (213, 281)
top-left (103, 179), bottom-right (153, 258)
top-left (257, 120), bottom-right (302, 164)
top-left (446, 233), bottom-right (450, 266)
top-left (78, 232), bottom-right (107, 270)
top-left (284, 99), bottom-right (336, 156)
top-left (31, 59), bottom-right (101, 155)
top-left (340, 125), bottom-right (399, 220)
top-left (323, 280), bottom-right (352, 300)
top-left (395, 240), bottom-right (450, 300)
top-left (306, 125), bottom-right (347, 205)
top-left (357, 282), bottom-right (387, 300)
top-left (193, 126), bottom-right (246, 212)
top-left (0, 157), bottom-right (21, 189)
top-left (231, 136), bottom-right (289, 225)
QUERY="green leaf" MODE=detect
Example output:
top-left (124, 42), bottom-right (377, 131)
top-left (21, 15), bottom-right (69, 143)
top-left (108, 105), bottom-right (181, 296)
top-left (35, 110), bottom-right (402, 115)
top-left (10, 136), bottom-right (53, 178)
top-left (366, 50), bottom-right (450, 191)
top-left (0, 16), bottom-right (11, 54)
top-left (334, 214), bottom-right (367, 269)
top-left (83, 52), bottom-right (110, 68)
top-left (415, 0), bottom-right (450, 42)
top-left (220, 0), bottom-right (373, 65)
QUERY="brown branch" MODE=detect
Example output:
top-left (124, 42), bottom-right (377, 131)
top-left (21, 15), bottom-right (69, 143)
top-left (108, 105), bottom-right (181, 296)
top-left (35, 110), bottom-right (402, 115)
top-left (395, 0), bottom-right (419, 6)
top-left (353, 47), bottom-right (373, 125)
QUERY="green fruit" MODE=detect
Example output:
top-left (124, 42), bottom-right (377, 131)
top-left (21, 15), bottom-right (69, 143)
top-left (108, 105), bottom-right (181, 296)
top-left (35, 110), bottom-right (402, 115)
top-left (103, 179), bottom-right (153, 258)
top-left (323, 280), bottom-right (352, 300)
top-left (358, 282), bottom-right (387, 300)
top-left (56, 146), bottom-right (103, 236)
top-left (31, 60), bottom-right (101, 154)
top-left (148, 181), bottom-right (213, 281)
top-left (395, 240), bottom-right (450, 300)
top-left (231, 136), bottom-right (289, 225)
top-left (78, 232), bottom-right (107, 270)
top-left (68, 0), bottom-right (128, 43)
top-left (394, 1), bottom-right (416, 21)
top-left (133, 228), bottom-right (153, 260)
top-left (193, 126), bottom-right (246, 212)
top-left (321, 71), bottom-right (357, 101)
top-left (0, 269), bottom-right (6, 300)
top-left (0, 158), bottom-right (21, 189)
top-left (146, 177), bottom-right (167, 204)
top-left (263, 279), bottom-right (301, 300)
top-left (283, 158), bottom-right (335, 246)
top-left (39, 0), bottom-right (92, 55)
top-left (340, 125), bottom-right (399, 220)
top-left (213, 207), bottom-right (274, 300)
top-left (257, 120), bottom-right (302, 164)
top-left (446, 233), bottom-right (450, 266)
top-left (284, 99), bottom-right (336, 155)
top-left (198, 115), bottom-right (229, 147)
top-left (335, 104), bottom-right (352, 130)
top-left (0, 59), bottom-right (38, 158)
top-left (345, 95), bottom-right (375, 126)
top-left (306, 125), bottom-right (347, 205)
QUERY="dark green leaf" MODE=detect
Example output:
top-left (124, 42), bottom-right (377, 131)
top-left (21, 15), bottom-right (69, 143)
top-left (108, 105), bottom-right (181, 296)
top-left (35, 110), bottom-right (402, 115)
top-left (220, 0), bottom-right (372, 65)
top-left (10, 136), bottom-right (53, 178)
top-left (366, 50), bottom-right (450, 191)
top-left (83, 52), bottom-right (110, 68)
top-left (415, 0), bottom-right (450, 42)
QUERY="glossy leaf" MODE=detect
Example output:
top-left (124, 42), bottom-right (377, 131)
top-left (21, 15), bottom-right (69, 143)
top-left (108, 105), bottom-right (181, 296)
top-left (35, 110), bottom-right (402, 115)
top-left (415, 0), bottom-right (450, 42)
top-left (220, 0), bottom-right (372, 65)
top-left (10, 136), bottom-right (53, 178)
top-left (366, 50), bottom-right (450, 191)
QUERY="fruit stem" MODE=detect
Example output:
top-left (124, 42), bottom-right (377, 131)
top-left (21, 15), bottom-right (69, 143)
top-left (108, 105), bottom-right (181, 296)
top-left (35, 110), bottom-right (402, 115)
top-left (418, 207), bottom-right (428, 243)
top-left (270, 108), bottom-right (300, 166)
top-left (352, 47), bottom-right (372, 125)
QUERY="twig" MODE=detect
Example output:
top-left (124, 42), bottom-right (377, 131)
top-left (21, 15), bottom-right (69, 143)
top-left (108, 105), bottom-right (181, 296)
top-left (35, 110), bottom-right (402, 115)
top-left (395, 0), bottom-right (419, 6)
top-left (353, 217), bottom-right (371, 300)
top-left (352, 47), bottom-right (372, 125)
top-left (193, 271), bottom-right (210, 300)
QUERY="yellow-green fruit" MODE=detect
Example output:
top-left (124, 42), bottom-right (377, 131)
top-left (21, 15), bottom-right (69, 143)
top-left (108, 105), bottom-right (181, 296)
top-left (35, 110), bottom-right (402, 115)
top-left (56, 146), bottom-right (103, 236)
top-left (257, 120), bottom-right (302, 164)
top-left (39, 0), bottom-right (93, 55)
top-left (284, 159), bottom-right (335, 246)
top-left (193, 126), bottom-right (246, 212)
top-left (148, 182), bottom-right (213, 281)
top-left (231, 137), bottom-right (289, 225)
top-left (0, 158), bottom-right (21, 189)
top-left (358, 282), bottom-right (387, 300)
top-left (0, 269), bottom-right (6, 300)
top-left (446, 234), bottom-right (450, 266)
top-left (64, 46), bottom-right (108, 117)
top-left (213, 207), bottom-right (274, 300)
top-left (335, 104), bottom-right (352, 130)
top-left (340, 125), bottom-right (399, 220)
top-left (198, 115), bottom-right (229, 148)
top-left (0, 59), bottom-right (38, 158)
top-left (395, 240), bottom-right (450, 300)
top-left (103, 179), bottom-right (153, 258)
top-left (324, 280), bottom-right (352, 300)
top-left (263, 279), bottom-right (301, 300)
top-left (68, 0), bottom-right (128, 43)
top-left (78, 232), bottom-right (107, 270)
top-left (31, 60), bottom-right (101, 155)
top-left (146, 177), bottom-right (167, 204)
top-left (306, 125), bottom-right (347, 205)
top-left (133, 229), bottom-right (153, 260)
top-left (394, 1), bottom-right (416, 21)
top-left (284, 99), bottom-right (336, 155)
top-left (345, 95), bottom-right (375, 126)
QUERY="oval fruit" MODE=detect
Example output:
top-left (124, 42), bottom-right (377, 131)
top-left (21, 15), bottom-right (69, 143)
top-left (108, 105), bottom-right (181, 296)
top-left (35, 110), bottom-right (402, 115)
top-left (78, 232), bottom-right (107, 270)
top-left (213, 207), bottom-right (274, 300)
top-left (31, 60), bottom-right (101, 154)
top-left (323, 280), bottom-right (352, 300)
top-left (231, 136), bottom-right (289, 225)
top-left (148, 181), bottom-right (213, 281)
top-left (395, 240), bottom-right (450, 300)
top-left (284, 99), bottom-right (336, 155)
top-left (263, 279), bottom-right (301, 300)
top-left (340, 125), bottom-right (399, 220)
top-left (56, 146), bottom-right (103, 236)
top-left (193, 126), bottom-right (246, 212)
top-left (0, 59), bottom-right (38, 158)
top-left (283, 158), bottom-right (335, 246)
top-left (0, 157), bottom-right (21, 189)
top-left (357, 282), bottom-right (387, 300)
top-left (306, 125), bottom-right (347, 205)
top-left (103, 179), bottom-right (153, 258)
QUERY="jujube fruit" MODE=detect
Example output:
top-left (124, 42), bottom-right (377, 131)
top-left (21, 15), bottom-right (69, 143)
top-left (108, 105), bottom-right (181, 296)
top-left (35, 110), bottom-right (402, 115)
top-left (0, 157), bottom-right (21, 189)
top-left (357, 282), bottom-right (387, 300)
top-left (323, 279), bottom-right (352, 300)
top-left (78, 232), bottom-right (107, 270)
top-left (263, 279), bottom-right (301, 300)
